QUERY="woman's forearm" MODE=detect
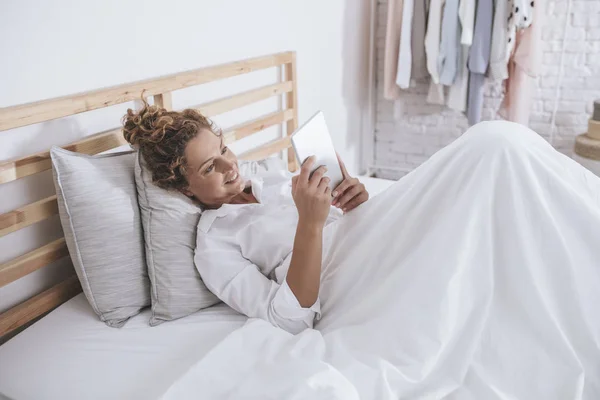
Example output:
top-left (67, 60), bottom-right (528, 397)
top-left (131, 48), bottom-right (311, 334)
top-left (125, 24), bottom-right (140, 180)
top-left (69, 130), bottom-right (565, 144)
top-left (285, 220), bottom-right (323, 307)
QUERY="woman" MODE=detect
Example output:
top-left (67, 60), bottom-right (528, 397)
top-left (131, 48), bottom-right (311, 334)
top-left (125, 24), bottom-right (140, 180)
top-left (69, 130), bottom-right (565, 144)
top-left (125, 103), bottom-right (600, 398)
top-left (124, 101), bottom-right (369, 334)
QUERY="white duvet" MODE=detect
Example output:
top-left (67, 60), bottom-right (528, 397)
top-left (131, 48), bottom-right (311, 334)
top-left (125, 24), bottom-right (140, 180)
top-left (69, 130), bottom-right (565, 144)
top-left (162, 121), bottom-right (600, 400)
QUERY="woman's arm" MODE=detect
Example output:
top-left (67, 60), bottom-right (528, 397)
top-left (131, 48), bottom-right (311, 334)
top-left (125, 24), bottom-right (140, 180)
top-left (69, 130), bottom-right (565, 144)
top-left (285, 220), bottom-right (323, 307)
top-left (195, 233), bottom-right (319, 334)
top-left (286, 156), bottom-right (332, 308)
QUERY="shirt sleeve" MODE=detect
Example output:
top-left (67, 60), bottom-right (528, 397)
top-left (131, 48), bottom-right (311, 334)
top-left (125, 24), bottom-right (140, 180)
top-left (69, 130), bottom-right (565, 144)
top-left (195, 231), bottom-right (320, 335)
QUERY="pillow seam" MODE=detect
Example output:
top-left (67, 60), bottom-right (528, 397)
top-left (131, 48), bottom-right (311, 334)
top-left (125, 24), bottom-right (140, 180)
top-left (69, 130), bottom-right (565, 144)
top-left (138, 155), bottom-right (160, 320)
top-left (51, 149), bottom-right (104, 321)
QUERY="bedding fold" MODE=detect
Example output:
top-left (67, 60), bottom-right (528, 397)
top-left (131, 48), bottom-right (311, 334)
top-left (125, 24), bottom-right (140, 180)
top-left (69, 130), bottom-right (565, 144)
top-left (161, 121), bottom-right (600, 399)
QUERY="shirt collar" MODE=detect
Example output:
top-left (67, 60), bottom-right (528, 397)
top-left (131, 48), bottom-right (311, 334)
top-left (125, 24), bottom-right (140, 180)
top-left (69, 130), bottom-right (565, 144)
top-left (197, 177), bottom-right (264, 234)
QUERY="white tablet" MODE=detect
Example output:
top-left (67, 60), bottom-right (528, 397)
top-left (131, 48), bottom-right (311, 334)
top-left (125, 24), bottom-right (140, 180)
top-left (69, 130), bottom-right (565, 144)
top-left (291, 111), bottom-right (344, 191)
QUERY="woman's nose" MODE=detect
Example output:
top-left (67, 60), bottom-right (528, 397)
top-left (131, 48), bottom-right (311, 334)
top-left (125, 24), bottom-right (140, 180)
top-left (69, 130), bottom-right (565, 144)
top-left (216, 157), bottom-right (235, 172)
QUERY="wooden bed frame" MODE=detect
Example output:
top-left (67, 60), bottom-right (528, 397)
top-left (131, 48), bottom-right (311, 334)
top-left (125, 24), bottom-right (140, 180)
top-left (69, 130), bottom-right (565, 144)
top-left (0, 51), bottom-right (299, 340)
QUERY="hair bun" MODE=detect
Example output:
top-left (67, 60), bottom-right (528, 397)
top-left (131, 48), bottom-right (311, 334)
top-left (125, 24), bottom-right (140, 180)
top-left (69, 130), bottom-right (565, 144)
top-left (120, 96), bottom-right (217, 192)
top-left (122, 100), bottom-right (170, 148)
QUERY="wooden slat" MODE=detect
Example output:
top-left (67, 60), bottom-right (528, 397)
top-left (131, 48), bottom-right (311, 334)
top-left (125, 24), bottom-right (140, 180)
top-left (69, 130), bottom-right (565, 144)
top-left (0, 238), bottom-right (69, 288)
top-left (0, 83), bottom-right (292, 186)
top-left (197, 81), bottom-right (293, 117)
top-left (154, 92), bottom-right (173, 110)
top-left (239, 136), bottom-right (292, 161)
top-left (0, 111), bottom-right (294, 238)
top-left (0, 196), bottom-right (58, 238)
top-left (0, 52), bottom-right (294, 131)
top-left (0, 128), bottom-right (127, 185)
top-left (285, 56), bottom-right (299, 172)
top-left (223, 109), bottom-right (294, 143)
top-left (0, 275), bottom-right (81, 337)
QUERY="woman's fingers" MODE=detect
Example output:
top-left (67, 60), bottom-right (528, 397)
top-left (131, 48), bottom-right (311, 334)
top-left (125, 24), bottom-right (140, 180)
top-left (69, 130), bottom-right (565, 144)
top-left (342, 191), bottom-right (369, 212)
top-left (332, 178), bottom-right (359, 205)
top-left (291, 175), bottom-right (299, 195)
top-left (299, 156), bottom-right (316, 183)
top-left (309, 166), bottom-right (328, 188)
top-left (332, 178), bottom-right (354, 202)
top-left (336, 152), bottom-right (349, 179)
top-left (335, 184), bottom-right (363, 209)
top-left (317, 177), bottom-right (331, 193)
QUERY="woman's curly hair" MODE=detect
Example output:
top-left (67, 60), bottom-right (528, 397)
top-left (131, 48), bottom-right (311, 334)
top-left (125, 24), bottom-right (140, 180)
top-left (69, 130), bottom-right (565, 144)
top-left (122, 98), bottom-right (219, 192)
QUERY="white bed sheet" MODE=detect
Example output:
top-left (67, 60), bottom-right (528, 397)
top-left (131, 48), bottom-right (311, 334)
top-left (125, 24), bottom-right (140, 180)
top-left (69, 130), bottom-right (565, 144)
top-left (0, 295), bottom-right (247, 400)
top-left (0, 176), bottom-right (396, 400)
top-left (159, 123), bottom-right (600, 399)
top-left (359, 175), bottom-right (396, 195)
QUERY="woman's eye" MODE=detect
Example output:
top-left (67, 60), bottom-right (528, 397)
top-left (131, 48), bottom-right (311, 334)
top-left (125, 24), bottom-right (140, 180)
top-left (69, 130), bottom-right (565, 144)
top-left (221, 146), bottom-right (228, 155)
top-left (206, 164), bottom-right (215, 173)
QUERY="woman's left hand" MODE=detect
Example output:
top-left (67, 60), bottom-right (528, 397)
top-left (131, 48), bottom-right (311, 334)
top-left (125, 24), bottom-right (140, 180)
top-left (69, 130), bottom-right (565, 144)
top-left (331, 154), bottom-right (369, 213)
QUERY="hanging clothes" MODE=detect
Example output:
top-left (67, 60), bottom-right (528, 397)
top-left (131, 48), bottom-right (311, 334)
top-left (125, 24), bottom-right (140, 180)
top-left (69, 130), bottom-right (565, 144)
top-left (425, 0), bottom-right (445, 104)
top-left (411, 0), bottom-right (431, 80)
top-left (488, 0), bottom-right (510, 80)
top-left (467, 0), bottom-right (493, 125)
top-left (448, 0), bottom-right (477, 112)
top-left (459, 0), bottom-right (476, 46)
top-left (506, 0), bottom-right (535, 61)
top-left (395, 0), bottom-right (415, 88)
top-left (438, 0), bottom-right (461, 86)
top-left (425, 0), bottom-right (446, 104)
top-left (448, 47), bottom-right (470, 112)
top-left (499, 0), bottom-right (542, 124)
top-left (383, 0), bottom-right (404, 100)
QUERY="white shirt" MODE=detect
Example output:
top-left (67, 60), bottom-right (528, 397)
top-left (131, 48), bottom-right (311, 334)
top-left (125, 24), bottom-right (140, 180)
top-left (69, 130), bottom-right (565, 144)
top-left (458, 0), bottom-right (476, 46)
top-left (395, 0), bottom-right (414, 89)
top-left (488, 0), bottom-right (509, 80)
top-left (194, 161), bottom-right (341, 334)
top-left (425, 0), bottom-right (446, 105)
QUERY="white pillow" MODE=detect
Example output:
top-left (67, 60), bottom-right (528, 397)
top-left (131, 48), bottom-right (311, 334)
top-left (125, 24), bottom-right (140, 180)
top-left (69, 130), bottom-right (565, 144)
top-left (135, 153), bottom-right (289, 325)
top-left (50, 147), bottom-right (150, 327)
top-left (134, 152), bottom-right (219, 325)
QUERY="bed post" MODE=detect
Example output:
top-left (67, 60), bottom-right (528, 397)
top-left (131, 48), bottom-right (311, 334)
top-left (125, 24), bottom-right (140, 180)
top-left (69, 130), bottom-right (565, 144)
top-left (285, 53), bottom-right (299, 172)
top-left (153, 92), bottom-right (173, 110)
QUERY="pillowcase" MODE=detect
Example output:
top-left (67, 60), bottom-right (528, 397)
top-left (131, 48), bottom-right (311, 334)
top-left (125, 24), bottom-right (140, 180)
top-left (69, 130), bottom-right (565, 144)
top-left (135, 153), bottom-right (290, 326)
top-left (50, 147), bottom-right (150, 327)
top-left (134, 152), bottom-right (219, 326)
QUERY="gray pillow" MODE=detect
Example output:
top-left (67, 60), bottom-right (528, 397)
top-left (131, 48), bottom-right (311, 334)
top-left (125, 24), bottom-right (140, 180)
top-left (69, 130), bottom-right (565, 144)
top-left (134, 152), bottom-right (219, 326)
top-left (50, 147), bottom-right (150, 327)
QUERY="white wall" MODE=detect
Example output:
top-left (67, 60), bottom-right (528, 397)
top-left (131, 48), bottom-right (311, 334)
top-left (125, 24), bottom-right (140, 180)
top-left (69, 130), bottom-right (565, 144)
top-left (0, 0), bottom-right (371, 312)
top-left (373, 0), bottom-right (600, 179)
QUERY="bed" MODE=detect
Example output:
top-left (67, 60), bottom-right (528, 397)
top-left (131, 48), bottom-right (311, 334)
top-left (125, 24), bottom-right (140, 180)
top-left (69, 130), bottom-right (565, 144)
top-left (0, 179), bottom-right (393, 400)
top-left (0, 52), bottom-right (395, 400)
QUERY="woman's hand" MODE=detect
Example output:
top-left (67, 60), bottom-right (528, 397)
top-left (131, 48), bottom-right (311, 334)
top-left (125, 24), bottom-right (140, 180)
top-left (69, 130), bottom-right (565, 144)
top-left (332, 154), bottom-right (369, 213)
top-left (292, 156), bottom-right (332, 228)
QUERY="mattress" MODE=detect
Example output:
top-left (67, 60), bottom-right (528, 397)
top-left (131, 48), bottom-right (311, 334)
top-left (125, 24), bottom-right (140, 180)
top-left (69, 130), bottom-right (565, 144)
top-left (0, 295), bottom-right (247, 400)
top-left (0, 176), bottom-right (395, 400)
top-left (358, 175), bottom-right (396, 195)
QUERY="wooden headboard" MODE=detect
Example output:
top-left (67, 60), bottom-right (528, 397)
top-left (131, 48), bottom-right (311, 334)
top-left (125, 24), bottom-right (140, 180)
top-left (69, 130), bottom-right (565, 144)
top-left (0, 51), bottom-right (299, 339)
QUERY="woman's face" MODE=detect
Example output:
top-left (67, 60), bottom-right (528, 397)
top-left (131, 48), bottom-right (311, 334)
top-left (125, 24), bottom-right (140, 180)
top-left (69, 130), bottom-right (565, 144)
top-left (182, 129), bottom-right (245, 208)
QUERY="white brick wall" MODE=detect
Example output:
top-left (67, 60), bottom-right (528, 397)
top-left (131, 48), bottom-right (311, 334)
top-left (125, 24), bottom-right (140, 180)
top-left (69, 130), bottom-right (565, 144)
top-left (373, 0), bottom-right (600, 180)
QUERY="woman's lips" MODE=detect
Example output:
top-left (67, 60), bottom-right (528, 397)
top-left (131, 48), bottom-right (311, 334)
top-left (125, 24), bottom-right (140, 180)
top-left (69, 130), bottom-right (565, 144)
top-left (225, 171), bottom-right (239, 185)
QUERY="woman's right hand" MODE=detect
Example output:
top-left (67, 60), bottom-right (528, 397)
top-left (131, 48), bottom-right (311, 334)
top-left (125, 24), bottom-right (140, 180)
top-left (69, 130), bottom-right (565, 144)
top-left (292, 156), bottom-right (332, 228)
